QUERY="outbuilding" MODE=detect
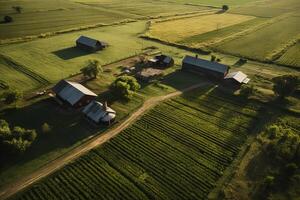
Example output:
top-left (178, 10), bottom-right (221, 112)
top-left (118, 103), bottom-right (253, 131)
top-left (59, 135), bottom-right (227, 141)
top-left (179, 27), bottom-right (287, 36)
top-left (224, 71), bottom-right (250, 86)
top-left (76, 36), bottom-right (108, 52)
top-left (52, 80), bottom-right (97, 108)
top-left (82, 101), bottom-right (116, 125)
top-left (182, 55), bottom-right (229, 79)
top-left (148, 54), bottom-right (174, 68)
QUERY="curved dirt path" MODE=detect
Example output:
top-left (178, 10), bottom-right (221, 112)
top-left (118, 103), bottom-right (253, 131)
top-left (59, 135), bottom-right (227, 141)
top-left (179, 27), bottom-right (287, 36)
top-left (0, 82), bottom-right (208, 200)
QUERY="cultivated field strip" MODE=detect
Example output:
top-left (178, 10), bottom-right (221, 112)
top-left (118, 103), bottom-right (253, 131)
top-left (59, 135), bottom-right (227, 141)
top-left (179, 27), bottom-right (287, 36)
top-left (0, 55), bottom-right (50, 85)
top-left (12, 90), bottom-right (261, 200)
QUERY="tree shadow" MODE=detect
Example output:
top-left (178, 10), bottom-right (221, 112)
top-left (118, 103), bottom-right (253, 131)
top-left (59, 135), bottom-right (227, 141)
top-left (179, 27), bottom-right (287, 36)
top-left (0, 98), bottom-right (105, 170)
top-left (52, 47), bottom-right (91, 60)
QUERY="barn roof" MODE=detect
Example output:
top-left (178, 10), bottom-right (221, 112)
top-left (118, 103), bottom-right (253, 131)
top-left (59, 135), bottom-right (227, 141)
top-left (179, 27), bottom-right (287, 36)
top-left (183, 55), bottom-right (229, 74)
top-left (52, 80), bottom-right (97, 105)
top-left (82, 101), bottom-right (116, 123)
top-left (76, 36), bottom-right (107, 48)
top-left (225, 71), bottom-right (250, 84)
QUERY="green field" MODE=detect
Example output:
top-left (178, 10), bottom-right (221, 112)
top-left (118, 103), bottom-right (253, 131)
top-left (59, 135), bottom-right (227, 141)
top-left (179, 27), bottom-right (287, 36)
top-left (11, 88), bottom-right (262, 200)
top-left (214, 16), bottom-right (300, 61)
top-left (276, 43), bottom-right (300, 68)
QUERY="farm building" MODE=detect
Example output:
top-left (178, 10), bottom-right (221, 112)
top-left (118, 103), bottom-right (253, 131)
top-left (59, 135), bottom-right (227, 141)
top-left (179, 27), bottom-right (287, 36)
top-left (76, 36), bottom-right (108, 52)
top-left (182, 55), bottom-right (229, 79)
top-left (224, 71), bottom-right (250, 86)
top-left (82, 101), bottom-right (116, 125)
top-left (52, 80), bottom-right (97, 108)
top-left (148, 54), bottom-right (174, 68)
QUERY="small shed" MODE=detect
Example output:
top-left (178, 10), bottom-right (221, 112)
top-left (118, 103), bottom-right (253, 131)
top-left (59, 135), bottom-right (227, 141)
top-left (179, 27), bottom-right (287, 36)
top-left (224, 71), bottom-right (250, 86)
top-left (76, 36), bottom-right (108, 52)
top-left (182, 55), bottom-right (229, 79)
top-left (148, 54), bottom-right (174, 68)
top-left (52, 80), bottom-right (97, 108)
top-left (82, 101), bottom-right (116, 125)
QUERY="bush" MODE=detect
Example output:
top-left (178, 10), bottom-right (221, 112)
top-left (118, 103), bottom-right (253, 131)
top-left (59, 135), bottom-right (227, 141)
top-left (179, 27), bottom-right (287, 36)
top-left (211, 55), bottom-right (216, 62)
top-left (81, 60), bottom-right (102, 79)
top-left (110, 76), bottom-right (140, 99)
top-left (4, 16), bottom-right (13, 23)
top-left (239, 84), bottom-right (256, 99)
top-left (2, 90), bottom-right (22, 104)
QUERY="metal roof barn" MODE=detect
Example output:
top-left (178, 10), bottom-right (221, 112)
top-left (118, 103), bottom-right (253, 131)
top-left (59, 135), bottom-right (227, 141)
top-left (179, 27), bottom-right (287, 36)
top-left (52, 80), bottom-right (97, 107)
top-left (76, 36), bottom-right (108, 52)
top-left (82, 101), bottom-right (116, 124)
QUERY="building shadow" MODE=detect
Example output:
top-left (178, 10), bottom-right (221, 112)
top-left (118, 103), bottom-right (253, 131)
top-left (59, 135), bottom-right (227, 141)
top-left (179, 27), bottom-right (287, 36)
top-left (52, 46), bottom-right (91, 60)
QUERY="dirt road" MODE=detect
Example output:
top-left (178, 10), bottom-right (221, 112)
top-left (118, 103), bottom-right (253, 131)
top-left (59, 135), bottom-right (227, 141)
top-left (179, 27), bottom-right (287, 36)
top-left (0, 82), bottom-right (208, 200)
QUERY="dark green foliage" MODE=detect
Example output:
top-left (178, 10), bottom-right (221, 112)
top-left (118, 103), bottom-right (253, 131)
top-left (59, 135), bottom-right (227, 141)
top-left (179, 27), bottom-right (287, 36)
top-left (0, 119), bottom-right (36, 156)
top-left (211, 55), bottom-right (216, 62)
top-left (222, 5), bottom-right (229, 11)
top-left (110, 76), bottom-right (140, 99)
top-left (80, 60), bottom-right (102, 79)
top-left (272, 75), bottom-right (299, 99)
top-left (2, 89), bottom-right (22, 104)
top-left (4, 15), bottom-right (13, 23)
top-left (12, 6), bottom-right (22, 13)
top-left (239, 84), bottom-right (256, 99)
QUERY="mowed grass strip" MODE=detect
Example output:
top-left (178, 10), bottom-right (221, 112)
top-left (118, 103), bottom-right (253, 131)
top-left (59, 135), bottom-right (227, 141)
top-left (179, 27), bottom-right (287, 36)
top-left (147, 13), bottom-right (255, 43)
top-left (11, 88), bottom-right (261, 200)
top-left (214, 16), bottom-right (300, 61)
top-left (276, 42), bottom-right (300, 68)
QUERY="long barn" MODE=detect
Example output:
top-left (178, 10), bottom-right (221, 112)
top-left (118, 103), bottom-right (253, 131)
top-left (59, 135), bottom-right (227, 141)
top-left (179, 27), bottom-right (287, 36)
top-left (52, 80), bottom-right (97, 108)
top-left (182, 55), bottom-right (229, 79)
top-left (76, 36), bottom-right (108, 52)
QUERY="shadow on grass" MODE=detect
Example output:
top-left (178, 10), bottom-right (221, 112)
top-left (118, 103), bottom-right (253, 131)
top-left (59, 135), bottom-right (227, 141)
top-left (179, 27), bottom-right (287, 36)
top-left (0, 98), bottom-right (105, 170)
top-left (52, 47), bottom-right (91, 60)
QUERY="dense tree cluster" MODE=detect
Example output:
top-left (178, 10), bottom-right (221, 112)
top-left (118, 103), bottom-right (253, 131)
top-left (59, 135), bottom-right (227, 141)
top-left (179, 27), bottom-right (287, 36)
top-left (272, 75), bottom-right (299, 99)
top-left (254, 123), bottom-right (300, 199)
top-left (0, 119), bottom-right (37, 157)
top-left (110, 76), bottom-right (140, 99)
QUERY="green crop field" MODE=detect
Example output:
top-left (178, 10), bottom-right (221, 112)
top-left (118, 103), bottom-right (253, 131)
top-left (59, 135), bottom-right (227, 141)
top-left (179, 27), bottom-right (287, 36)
top-left (276, 43), bottom-right (300, 68)
top-left (214, 16), bottom-right (300, 62)
top-left (11, 88), bottom-right (262, 200)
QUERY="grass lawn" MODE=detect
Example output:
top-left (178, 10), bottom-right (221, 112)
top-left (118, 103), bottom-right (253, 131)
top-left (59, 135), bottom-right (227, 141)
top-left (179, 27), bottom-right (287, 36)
top-left (146, 13), bottom-right (255, 43)
top-left (215, 16), bottom-right (300, 61)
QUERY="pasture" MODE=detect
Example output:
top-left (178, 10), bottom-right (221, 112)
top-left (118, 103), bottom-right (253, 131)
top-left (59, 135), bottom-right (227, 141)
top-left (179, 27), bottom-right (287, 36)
top-left (0, 0), bottom-right (137, 39)
top-left (215, 16), bottom-right (300, 62)
top-left (276, 43), bottom-right (300, 68)
top-left (10, 87), bottom-right (263, 200)
top-left (146, 13), bottom-right (255, 43)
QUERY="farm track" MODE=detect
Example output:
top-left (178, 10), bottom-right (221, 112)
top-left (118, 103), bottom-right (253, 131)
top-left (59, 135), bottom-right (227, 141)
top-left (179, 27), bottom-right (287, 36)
top-left (0, 54), bottom-right (50, 85)
top-left (0, 82), bottom-right (210, 200)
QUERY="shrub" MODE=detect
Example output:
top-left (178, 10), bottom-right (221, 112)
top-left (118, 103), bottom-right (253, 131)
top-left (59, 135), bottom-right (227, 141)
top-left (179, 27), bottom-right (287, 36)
top-left (222, 5), bottom-right (229, 11)
top-left (81, 60), bottom-right (102, 79)
top-left (12, 6), bottom-right (22, 13)
top-left (211, 55), bottom-right (216, 62)
top-left (4, 16), bottom-right (13, 23)
top-left (2, 89), bottom-right (22, 104)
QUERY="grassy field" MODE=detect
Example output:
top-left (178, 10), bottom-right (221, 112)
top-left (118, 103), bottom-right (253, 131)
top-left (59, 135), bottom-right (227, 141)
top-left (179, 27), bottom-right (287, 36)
top-left (0, 0), bottom-right (138, 39)
top-left (215, 16), bottom-right (300, 62)
top-left (10, 87), bottom-right (263, 200)
top-left (276, 42), bottom-right (300, 68)
top-left (146, 13), bottom-right (255, 43)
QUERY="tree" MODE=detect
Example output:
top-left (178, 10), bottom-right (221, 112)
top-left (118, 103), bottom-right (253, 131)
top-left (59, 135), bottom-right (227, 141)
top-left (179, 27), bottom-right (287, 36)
top-left (239, 84), bottom-right (256, 99)
top-left (2, 90), bottom-right (22, 104)
top-left (12, 6), bottom-right (22, 13)
top-left (81, 60), bottom-right (102, 79)
top-left (211, 55), bottom-right (216, 62)
top-left (110, 76), bottom-right (140, 99)
top-left (222, 5), bottom-right (229, 11)
top-left (4, 16), bottom-right (13, 23)
top-left (272, 75), bottom-right (299, 99)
